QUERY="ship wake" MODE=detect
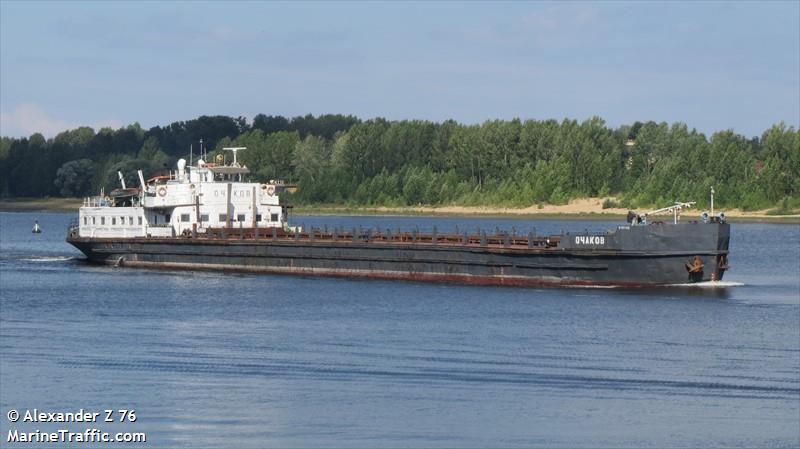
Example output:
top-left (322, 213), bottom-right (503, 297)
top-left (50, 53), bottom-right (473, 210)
top-left (20, 256), bottom-right (77, 262)
top-left (668, 281), bottom-right (744, 288)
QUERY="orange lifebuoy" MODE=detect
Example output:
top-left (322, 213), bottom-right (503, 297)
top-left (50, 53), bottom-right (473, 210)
top-left (266, 185), bottom-right (275, 196)
top-left (157, 187), bottom-right (167, 197)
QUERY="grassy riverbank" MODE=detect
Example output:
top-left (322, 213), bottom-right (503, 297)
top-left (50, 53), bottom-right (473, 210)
top-left (2, 197), bottom-right (797, 223)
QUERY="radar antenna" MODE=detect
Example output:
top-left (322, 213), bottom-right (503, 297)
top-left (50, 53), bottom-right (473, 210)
top-left (223, 147), bottom-right (246, 167)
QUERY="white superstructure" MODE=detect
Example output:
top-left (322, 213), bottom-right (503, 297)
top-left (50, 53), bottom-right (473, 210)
top-left (78, 148), bottom-right (291, 238)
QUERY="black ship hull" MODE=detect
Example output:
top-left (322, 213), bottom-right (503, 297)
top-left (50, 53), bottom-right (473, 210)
top-left (67, 222), bottom-right (730, 287)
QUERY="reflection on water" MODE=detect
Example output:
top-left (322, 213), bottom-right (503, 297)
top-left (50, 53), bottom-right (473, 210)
top-left (1, 212), bottom-right (798, 448)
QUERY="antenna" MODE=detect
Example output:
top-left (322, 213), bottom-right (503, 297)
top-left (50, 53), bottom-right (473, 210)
top-left (199, 138), bottom-right (204, 161)
top-left (117, 171), bottom-right (126, 189)
top-left (223, 147), bottom-right (246, 166)
top-left (189, 144), bottom-right (193, 167)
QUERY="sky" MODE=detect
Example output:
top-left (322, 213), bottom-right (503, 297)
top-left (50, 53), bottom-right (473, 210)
top-left (1, 1), bottom-right (798, 138)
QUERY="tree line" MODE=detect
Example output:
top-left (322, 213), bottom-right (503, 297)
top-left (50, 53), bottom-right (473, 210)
top-left (1, 114), bottom-right (797, 211)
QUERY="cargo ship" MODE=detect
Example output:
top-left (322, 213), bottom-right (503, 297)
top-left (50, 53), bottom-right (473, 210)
top-left (66, 148), bottom-right (730, 287)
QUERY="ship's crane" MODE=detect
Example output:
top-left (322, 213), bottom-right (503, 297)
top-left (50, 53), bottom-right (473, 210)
top-left (637, 202), bottom-right (696, 225)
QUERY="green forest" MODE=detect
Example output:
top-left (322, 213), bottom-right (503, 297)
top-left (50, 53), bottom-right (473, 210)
top-left (1, 114), bottom-right (798, 212)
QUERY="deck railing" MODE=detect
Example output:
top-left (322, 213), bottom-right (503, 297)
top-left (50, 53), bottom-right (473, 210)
top-left (83, 197), bottom-right (111, 207)
top-left (195, 226), bottom-right (561, 249)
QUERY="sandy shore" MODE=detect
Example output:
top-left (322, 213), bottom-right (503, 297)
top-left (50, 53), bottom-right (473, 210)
top-left (373, 198), bottom-right (795, 219)
top-left (2, 197), bottom-right (797, 222)
top-left (296, 198), bottom-right (800, 223)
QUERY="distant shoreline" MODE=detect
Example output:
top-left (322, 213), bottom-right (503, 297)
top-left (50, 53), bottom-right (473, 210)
top-left (3, 197), bottom-right (797, 223)
top-left (0, 198), bottom-right (83, 212)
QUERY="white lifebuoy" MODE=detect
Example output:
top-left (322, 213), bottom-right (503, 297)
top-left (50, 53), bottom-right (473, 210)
top-left (157, 187), bottom-right (167, 197)
top-left (266, 185), bottom-right (275, 196)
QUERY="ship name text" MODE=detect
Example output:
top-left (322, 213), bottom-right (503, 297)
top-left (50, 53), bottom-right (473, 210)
top-left (574, 236), bottom-right (605, 245)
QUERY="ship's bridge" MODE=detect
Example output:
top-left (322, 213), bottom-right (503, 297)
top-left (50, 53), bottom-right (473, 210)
top-left (207, 165), bottom-right (250, 182)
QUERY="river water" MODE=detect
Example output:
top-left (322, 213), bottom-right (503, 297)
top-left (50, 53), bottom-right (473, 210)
top-left (1, 211), bottom-right (798, 448)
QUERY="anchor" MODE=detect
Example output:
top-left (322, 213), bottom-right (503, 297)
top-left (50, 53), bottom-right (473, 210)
top-left (685, 255), bottom-right (704, 273)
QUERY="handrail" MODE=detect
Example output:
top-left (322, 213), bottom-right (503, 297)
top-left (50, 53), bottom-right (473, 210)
top-left (197, 227), bottom-right (563, 249)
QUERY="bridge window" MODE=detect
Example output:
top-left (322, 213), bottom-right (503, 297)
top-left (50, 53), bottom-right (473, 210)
top-left (256, 214), bottom-right (262, 222)
top-left (112, 217), bottom-right (116, 225)
top-left (218, 214), bottom-right (227, 223)
top-left (270, 213), bottom-right (278, 222)
top-left (180, 214), bottom-right (190, 222)
top-left (101, 217), bottom-right (105, 225)
top-left (92, 217), bottom-right (96, 225)
top-left (138, 217), bottom-right (142, 225)
top-left (200, 214), bottom-right (209, 222)
top-left (237, 214), bottom-right (245, 222)
top-left (83, 217), bottom-right (87, 225)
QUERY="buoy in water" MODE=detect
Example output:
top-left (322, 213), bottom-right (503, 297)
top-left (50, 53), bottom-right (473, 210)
top-left (32, 220), bottom-right (42, 234)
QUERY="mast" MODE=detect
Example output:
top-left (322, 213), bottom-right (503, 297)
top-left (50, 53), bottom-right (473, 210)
top-left (710, 186), bottom-right (715, 217)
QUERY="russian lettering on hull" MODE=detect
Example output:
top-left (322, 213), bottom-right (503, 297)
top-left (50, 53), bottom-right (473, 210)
top-left (575, 235), bottom-right (605, 245)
